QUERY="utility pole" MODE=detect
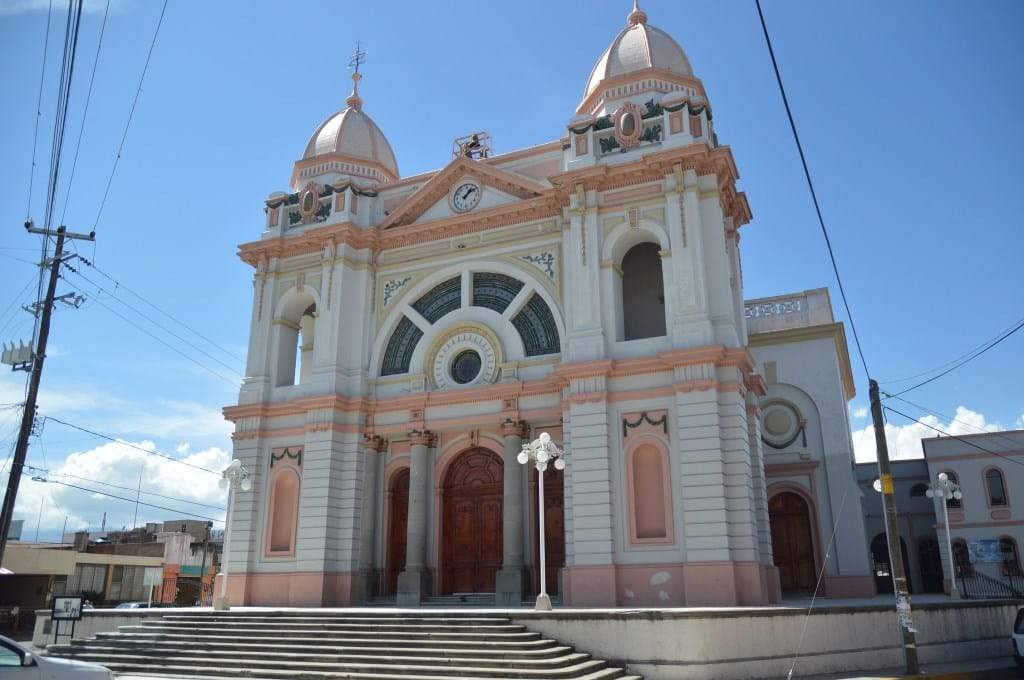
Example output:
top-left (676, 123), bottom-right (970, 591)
top-left (869, 378), bottom-right (919, 675)
top-left (0, 223), bottom-right (95, 566)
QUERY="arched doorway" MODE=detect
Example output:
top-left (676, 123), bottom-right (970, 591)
top-left (917, 536), bottom-right (943, 593)
top-left (769, 491), bottom-right (817, 593)
top-left (871, 533), bottom-right (912, 594)
top-left (384, 468), bottom-right (409, 596)
top-left (442, 448), bottom-right (503, 594)
top-left (531, 466), bottom-right (565, 596)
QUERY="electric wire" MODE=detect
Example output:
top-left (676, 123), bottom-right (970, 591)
top-left (59, 0), bottom-right (112, 225)
top-left (65, 265), bottom-right (244, 376)
top-left (883, 318), bottom-right (1024, 398)
top-left (41, 415), bottom-right (221, 476)
top-left (92, 0), bottom-right (169, 234)
top-left (59, 277), bottom-right (240, 387)
top-left (43, 0), bottom-right (84, 230)
top-left (881, 394), bottom-right (1024, 451)
top-left (22, 464), bottom-right (225, 511)
top-left (754, 0), bottom-right (871, 380)
top-left (25, 0), bottom-right (54, 221)
top-left (79, 257), bottom-right (246, 365)
top-left (883, 405), bottom-right (1024, 469)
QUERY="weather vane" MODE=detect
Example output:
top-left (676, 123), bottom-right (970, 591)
top-left (348, 41), bottom-right (366, 75)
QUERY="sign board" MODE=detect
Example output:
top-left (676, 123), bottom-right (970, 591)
top-left (968, 539), bottom-right (1001, 564)
top-left (143, 567), bottom-right (164, 587)
top-left (51, 596), bottom-right (83, 621)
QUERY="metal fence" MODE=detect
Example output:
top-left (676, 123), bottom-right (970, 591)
top-left (959, 570), bottom-right (1024, 599)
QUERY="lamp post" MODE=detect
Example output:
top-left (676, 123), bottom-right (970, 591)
top-left (214, 460), bottom-right (252, 610)
top-left (517, 431), bottom-right (565, 611)
top-left (926, 472), bottom-right (963, 599)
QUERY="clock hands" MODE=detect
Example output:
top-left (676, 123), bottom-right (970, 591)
top-left (456, 185), bottom-right (478, 204)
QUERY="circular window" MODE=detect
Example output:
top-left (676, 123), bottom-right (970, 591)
top-left (450, 349), bottom-right (482, 384)
top-left (764, 408), bottom-right (794, 436)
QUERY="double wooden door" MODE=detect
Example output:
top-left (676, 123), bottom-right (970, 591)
top-left (769, 492), bottom-right (817, 593)
top-left (385, 468), bottom-right (409, 596)
top-left (442, 449), bottom-right (504, 594)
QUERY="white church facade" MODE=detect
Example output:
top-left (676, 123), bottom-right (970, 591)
top-left (221, 3), bottom-right (875, 607)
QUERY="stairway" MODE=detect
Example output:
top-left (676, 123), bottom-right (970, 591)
top-left (45, 610), bottom-right (641, 679)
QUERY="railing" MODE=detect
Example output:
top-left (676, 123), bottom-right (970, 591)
top-left (959, 570), bottom-right (1024, 599)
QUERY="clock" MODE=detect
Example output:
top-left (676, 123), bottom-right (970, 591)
top-left (451, 181), bottom-right (481, 213)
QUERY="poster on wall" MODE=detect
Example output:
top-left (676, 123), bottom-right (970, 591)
top-left (51, 596), bottom-right (83, 621)
top-left (968, 539), bottom-right (1001, 563)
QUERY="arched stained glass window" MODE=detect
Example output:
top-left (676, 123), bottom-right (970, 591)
top-left (472, 272), bottom-right (524, 313)
top-left (412, 277), bottom-right (461, 323)
top-left (511, 293), bottom-right (560, 356)
top-left (381, 316), bottom-right (423, 376)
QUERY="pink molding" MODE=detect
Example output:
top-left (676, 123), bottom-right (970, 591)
top-left (265, 455), bottom-right (301, 558)
top-left (624, 435), bottom-right (675, 546)
top-left (226, 571), bottom-right (356, 606)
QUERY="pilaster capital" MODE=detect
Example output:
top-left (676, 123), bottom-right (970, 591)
top-left (409, 429), bottom-right (434, 447)
top-left (501, 419), bottom-right (528, 439)
top-left (363, 434), bottom-right (388, 453)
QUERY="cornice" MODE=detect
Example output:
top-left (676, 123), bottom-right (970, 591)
top-left (749, 322), bottom-right (856, 400)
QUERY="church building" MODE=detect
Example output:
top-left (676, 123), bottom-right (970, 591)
top-left (221, 2), bottom-right (875, 608)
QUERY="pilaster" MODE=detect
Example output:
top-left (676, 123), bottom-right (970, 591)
top-left (496, 419), bottom-right (528, 606)
top-left (356, 435), bottom-right (386, 603)
top-left (397, 430), bottom-right (433, 606)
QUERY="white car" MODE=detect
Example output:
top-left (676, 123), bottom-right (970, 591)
top-left (0, 635), bottom-right (111, 679)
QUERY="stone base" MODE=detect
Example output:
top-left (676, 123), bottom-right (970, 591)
top-left (356, 568), bottom-right (379, 605)
top-left (823, 574), bottom-right (877, 598)
top-left (396, 568), bottom-right (432, 607)
top-left (495, 567), bottom-right (528, 607)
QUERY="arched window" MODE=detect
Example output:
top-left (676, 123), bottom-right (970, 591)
top-left (275, 297), bottom-right (316, 387)
top-left (952, 539), bottom-right (973, 578)
top-left (910, 483), bottom-right (929, 498)
top-left (627, 441), bottom-right (673, 543)
top-left (943, 471), bottom-right (962, 509)
top-left (621, 242), bottom-right (666, 340)
top-left (984, 468), bottom-right (1008, 507)
top-left (266, 458), bottom-right (301, 556)
top-left (999, 537), bottom-right (1022, 577)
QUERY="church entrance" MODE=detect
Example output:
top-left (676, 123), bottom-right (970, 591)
top-left (384, 468), bottom-right (409, 596)
top-left (769, 492), bottom-right (817, 593)
top-left (441, 448), bottom-right (504, 594)
top-left (532, 466), bottom-right (565, 596)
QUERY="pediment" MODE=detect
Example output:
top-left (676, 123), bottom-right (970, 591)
top-left (380, 156), bottom-right (547, 229)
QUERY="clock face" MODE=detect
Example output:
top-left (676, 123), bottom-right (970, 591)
top-left (452, 182), bottom-right (481, 213)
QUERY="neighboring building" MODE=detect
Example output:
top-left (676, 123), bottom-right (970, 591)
top-left (747, 289), bottom-right (874, 597)
top-left (922, 430), bottom-right (1024, 594)
top-left (221, 4), bottom-right (874, 607)
top-left (855, 459), bottom-right (944, 594)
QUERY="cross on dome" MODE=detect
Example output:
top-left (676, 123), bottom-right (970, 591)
top-left (346, 42), bottom-right (367, 110)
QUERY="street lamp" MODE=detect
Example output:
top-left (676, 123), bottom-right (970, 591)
top-left (517, 431), bottom-right (565, 611)
top-left (926, 472), bottom-right (963, 599)
top-left (214, 460), bottom-right (252, 610)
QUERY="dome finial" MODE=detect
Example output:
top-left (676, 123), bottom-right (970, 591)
top-left (627, 0), bottom-right (647, 26)
top-left (346, 41), bottom-right (366, 110)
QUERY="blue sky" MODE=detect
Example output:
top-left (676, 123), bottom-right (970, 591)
top-left (0, 0), bottom-right (1021, 540)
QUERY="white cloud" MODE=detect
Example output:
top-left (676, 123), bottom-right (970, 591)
top-left (3, 438), bottom-right (229, 539)
top-left (852, 405), bottom-right (1002, 463)
top-left (852, 407), bottom-right (868, 419)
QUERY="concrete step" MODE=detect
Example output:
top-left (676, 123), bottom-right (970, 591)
top-left (94, 630), bottom-right (561, 651)
top-left (142, 618), bottom-right (528, 632)
top-left (51, 646), bottom-right (591, 671)
top-left (54, 653), bottom-right (612, 678)
top-left (116, 624), bottom-right (542, 642)
top-left (161, 614), bottom-right (515, 624)
top-left (51, 638), bottom-right (573, 660)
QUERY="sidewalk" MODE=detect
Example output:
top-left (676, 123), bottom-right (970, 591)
top-left (807, 656), bottom-right (1021, 679)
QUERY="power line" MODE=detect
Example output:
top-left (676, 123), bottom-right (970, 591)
top-left (0, 276), bottom-right (39, 337)
top-left (59, 0), bottom-right (111, 225)
top-left (27, 474), bottom-right (222, 524)
top-left (80, 258), bottom-right (246, 364)
top-left (882, 318), bottom-right (1024, 398)
top-left (883, 405), bottom-right (1024, 469)
top-left (43, 0), bottom-right (84, 230)
top-left (25, 0), bottom-right (54, 221)
top-left (754, 0), bottom-right (870, 380)
top-left (22, 463), bottom-right (225, 512)
top-left (41, 415), bottom-right (221, 476)
top-left (882, 393), bottom-right (1024, 451)
top-left (59, 277), bottom-right (240, 387)
top-left (92, 0), bottom-right (169, 234)
top-left (65, 265), bottom-right (244, 376)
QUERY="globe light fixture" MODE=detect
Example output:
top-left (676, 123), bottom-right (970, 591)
top-left (518, 431), bottom-right (566, 611)
top-left (214, 459), bottom-right (252, 610)
top-left (926, 472), bottom-right (963, 599)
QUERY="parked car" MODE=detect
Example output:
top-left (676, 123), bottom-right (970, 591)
top-left (1013, 606), bottom-right (1024, 669)
top-left (0, 634), bottom-right (111, 678)
top-left (113, 602), bottom-right (150, 609)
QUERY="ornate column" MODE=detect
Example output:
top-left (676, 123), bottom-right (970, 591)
top-left (496, 419), bottom-right (528, 606)
top-left (397, 429), bottom-right (433, 606)
top-left (357, 435), bottom-right (386, 603)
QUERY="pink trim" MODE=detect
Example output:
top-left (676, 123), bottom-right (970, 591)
top-left (574, 133), bottom-right (588, 157)
top-left (265, 455), bottom-right (301, 558)
top-left (225, 571), bottom-right (356, 606)
top-left (624, 434), bottom-right (675, 545)
top-left (937, 519), bottom-right (1024, 529)
top-left (669, 111), bottom-right (683, 134)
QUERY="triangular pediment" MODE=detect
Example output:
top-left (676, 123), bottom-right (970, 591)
top-left (380, 156), bottom-right (547, 229)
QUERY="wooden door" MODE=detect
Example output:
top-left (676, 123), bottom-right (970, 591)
top-left (441, 448), bottom-right (503, 594)
top-left (769, 492), bottom-right (817, 593)
top-left (385, 468), bottom-right (409, 596)
top-left (532, 467), bottom-right (565, 596)
top-left (918, 537), bottom-right (943, 593)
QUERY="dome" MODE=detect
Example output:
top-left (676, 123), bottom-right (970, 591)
top-left (301, 73), bottom-right (399, 180)
top-left (581, 2), bottom-right (694, 110)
